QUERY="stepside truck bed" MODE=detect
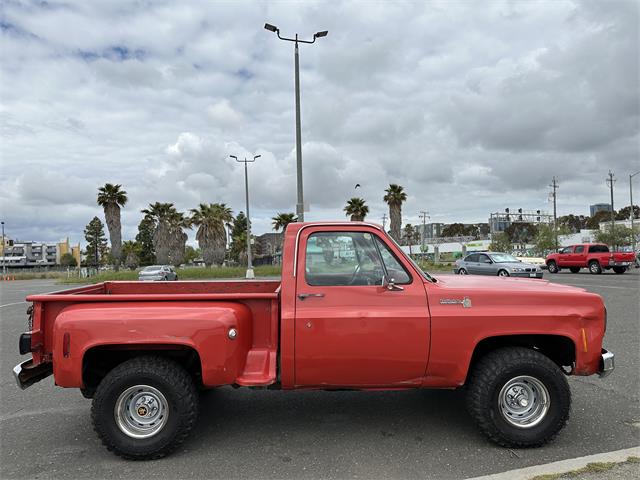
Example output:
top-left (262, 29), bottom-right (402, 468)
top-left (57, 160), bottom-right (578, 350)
top-left (19, 280), bottom-right (281, 389)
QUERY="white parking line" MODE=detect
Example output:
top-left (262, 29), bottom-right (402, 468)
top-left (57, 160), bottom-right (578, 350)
top-left (0, 301), bottom-right (26, 308)
top-left (557, 282), bottom-right (637, 290)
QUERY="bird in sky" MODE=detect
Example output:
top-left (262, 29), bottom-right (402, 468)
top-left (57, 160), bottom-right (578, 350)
top-left (355, 184), bottom-right (361, 189)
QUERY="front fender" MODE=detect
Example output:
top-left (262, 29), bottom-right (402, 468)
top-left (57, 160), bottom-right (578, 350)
top-left (51, 301), bottom-right (252, 387)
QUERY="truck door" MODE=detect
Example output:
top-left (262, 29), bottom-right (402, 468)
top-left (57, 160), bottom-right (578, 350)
top-left (294, 227), bottom-right (430, 387)
top-left (571, 245), bottom-right (587, 267)
top-left (558, 246), bottom-right (574, 266)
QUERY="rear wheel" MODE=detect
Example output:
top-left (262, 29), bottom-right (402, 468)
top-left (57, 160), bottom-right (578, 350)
top-left (497, 269), bottom-right (509, 277)
top-left (92, 356), bottom-right (199, 460)
top-left (466, 347), bottom-right (570, 448)
top-left (547, 261), bottom-right (559, 274)
top-left (569, 267), bottom-right (580, 273)
top-left (612, 267), bottom-right (627, 274)
top-left (588, 261), bottom-right (602, 275)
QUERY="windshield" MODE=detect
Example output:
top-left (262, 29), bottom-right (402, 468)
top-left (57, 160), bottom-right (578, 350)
top-left (384, 231), bottom-right (437, 283)
top-left (489, 253), bottom-right (520, 263)
top-left (142, 266), bottom-right (162, 272)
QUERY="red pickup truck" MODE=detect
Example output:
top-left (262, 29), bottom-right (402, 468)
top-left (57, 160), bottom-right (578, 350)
top-left (546, 243), bottom-right (635, 274)
top-left (14, 222), bottom-right (614, 460)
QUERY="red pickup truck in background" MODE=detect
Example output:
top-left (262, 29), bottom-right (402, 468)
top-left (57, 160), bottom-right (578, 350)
top-left (14, 222), bottom-right (614, 460)
top-left (546, 243), bottom-right (635, 274)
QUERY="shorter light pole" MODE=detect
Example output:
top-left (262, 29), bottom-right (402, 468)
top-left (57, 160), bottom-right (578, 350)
top-left (1, 221), bottom-right (5, 276)
top-left (231, 154), bottom-right (261, 279)
top-left (630, 170), bottom-right (640, 254)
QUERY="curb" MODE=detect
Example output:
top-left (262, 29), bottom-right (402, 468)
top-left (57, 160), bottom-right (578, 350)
top-left (465, 446), bottom-right (640, 480)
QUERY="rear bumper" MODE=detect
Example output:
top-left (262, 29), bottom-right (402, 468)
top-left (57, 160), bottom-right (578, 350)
top-left (598, 349), bottom-right (615, 378)
top-left (13, 359), bottom-right (53, 390)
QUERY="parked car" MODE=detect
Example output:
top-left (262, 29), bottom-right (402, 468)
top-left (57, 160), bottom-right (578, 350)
top-left (138, 265), bottom-right (178, 281)
top-left (454, 252), bottom-right (543, 278)
top-left (545, 244), bottom-right (635, 274)
top-left (14, 222), bottom-right (612, 459)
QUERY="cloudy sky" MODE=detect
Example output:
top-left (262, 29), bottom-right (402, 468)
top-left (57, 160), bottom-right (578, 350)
top-left (1, 0), bottom-right (638, 246)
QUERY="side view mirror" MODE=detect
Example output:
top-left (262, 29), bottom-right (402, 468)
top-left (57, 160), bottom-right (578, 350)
top-left (383, 275), bottom-right (404, 291)
top-left (484, 259), bottom-right (492, 264)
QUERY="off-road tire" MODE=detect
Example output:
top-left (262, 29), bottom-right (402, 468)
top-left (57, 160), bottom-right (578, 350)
top-left (569, 267), bottom-right (580, 273)
top-left (588, 261), bottom-right (602, 275)
top-left (92, 356), bottom-right (199, 460)
top-left (466, 347), bottom-right (570, 448)
top-left (612, 267), bottom-right (627, 274)
top-left (547, 261), bottom-right (559, 273)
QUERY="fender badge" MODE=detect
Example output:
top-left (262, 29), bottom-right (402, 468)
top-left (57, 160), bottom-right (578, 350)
top-left (440, 297), bottom-right (472, 308)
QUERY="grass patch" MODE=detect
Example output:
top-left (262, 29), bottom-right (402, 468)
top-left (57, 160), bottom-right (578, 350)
top-left (530, 456), bottom-right (639, 480)
top-left (3, 271), bottom-right (68, 281)
top-left (57, 265), bottom-right (282, 284)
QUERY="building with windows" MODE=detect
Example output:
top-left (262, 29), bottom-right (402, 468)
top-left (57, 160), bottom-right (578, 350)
top-left (417, 222), bottom-right (445, 240)
top-left (590, 204), bottom-right (612, 216)
top-left (0, 237), bottom-right (80, 268)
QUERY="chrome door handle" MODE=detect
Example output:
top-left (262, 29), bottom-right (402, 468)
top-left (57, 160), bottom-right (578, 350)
top-left (298, 293), bottom-right (325, 300)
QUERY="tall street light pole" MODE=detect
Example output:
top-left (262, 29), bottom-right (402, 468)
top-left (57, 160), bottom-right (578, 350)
top-left (419, 211), bottom-right (430, 249)
top-left (231, 155), bottom-right (261, 279)
top-left (549, 177), bottom-right (559, 251)
top-left (264, 23), bottom-right (328, 222)
top-left (630, 170), bottom-right (640, 254)
top-left (606, 171), bottom-right (616, 243)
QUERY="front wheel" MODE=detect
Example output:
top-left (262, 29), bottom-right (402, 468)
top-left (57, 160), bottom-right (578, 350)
top-left (466, 347), bottom-right (571, 448)
top-left (547, 261), bottom-right (559, 273)
top-left (497, 269), bottom-right (509, 277)
top-left (458, 268), bottom-right (468, 275)
top-left (92, 356), bottom-right (199, 460)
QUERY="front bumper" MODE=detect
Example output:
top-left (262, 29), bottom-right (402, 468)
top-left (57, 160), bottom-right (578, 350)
top-left (598, 349), bottom-right (615, 378)
top-left (13, 359), bottom-right (53, 390)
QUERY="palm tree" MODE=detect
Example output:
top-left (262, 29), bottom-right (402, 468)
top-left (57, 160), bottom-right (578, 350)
top-left (272, 212), bottom-right (297, 254)
top-left (343, 198), bottom-right (369, 221)
top-left (121, 240), bottom-right (140, 270)
top-left (141, 202), bottom-right (186, 265)
top-left (97, 183), bottom-right (128, 268)
top-left (383, 184), bottom-right (407, 242)
top-left (190, 203), bottom-right (233, 266)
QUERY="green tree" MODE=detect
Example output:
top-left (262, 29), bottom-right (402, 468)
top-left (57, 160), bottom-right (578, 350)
top-left (121, 240), bottom-right (140, 270)
top-left (595, 225), bottom-right (635, 249)
top-left (343, 197), bottom-right (369, 221)
top-left (533, 224), bottom-right (570, 256)
top-left (272, 212), bottom-right (297, 232)
top-left (615, 205), bottom-right (639, 221)
top-left (96, 183), bottom-right (128, 269)
top-left (383, 184), bottom-right (407, 242)
top-left (402, 224), bottom-right (421, 254)
top-left (489, 232), bottom-right (512, 253)
top-left (190, 203), bottom-right (233, 266)
top-left (84, 216), bottom-right (108, 266)
top-left (230, 212), bottom-right (249, 264)
top-left (183, 245), bottom-right (200, 265)
top-left (135, 215), bottom-right (156, 266)
top-left (441, 223), bottom-right (478, 238)
top-left (586, 210), bottom-right (614, 229)
top-left (60, 252), bottom-right (77, 268)
top-left (558, 214), bottom-right (587, 233)
top-left (504, 223), bottom-right (538, 248)
top-left (141, 203), bottom-right (189, 266)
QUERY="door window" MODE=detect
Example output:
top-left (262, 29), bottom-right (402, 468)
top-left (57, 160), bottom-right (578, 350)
top-left (574, 246), bottom-right (585, 253)
top-left (374, 237), bottom-right (411, 284)
top-left (588, 245), bottom-right (609, 253)
top-left (477, 254), bottom-right (491, 264)
top-left (305, 232), bottom-right (384, 286)
top-left (465, 253), bottom-right (479, 262)
top-left (559, 247), bottom-right (574, 254)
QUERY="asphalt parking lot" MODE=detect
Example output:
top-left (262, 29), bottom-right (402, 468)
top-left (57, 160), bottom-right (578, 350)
top-left (1, 272), bottom-right (638, 480)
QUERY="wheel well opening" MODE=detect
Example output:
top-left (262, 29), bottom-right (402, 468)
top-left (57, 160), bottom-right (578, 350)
top-left (467, 335), bottom-right (576, 382)
top-left (82, 345), bottom-right (202, 397)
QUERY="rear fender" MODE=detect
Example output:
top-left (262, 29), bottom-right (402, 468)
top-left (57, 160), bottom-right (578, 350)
top-left (51, 301), bottom-right (252, 388)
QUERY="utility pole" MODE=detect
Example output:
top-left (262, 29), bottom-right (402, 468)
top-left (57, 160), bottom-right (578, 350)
top-left (382, 213), bottom-right (388, 231)
top-left (265, 23), bottom-right (328, 222)
top-left (419, 211), bottom-right (430, 249)
top-left (231, 154), bottom-right (261, 278)
top-left (549, 177), bottom-right (559, 251)
top-left (630, 171), bottom-right (640, 255)
top-left (606, 171), bottom-right (616, 245)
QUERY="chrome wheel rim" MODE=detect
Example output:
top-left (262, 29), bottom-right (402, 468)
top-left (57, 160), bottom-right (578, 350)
top-left (498, 376), bottom-right (550, 428)
top-left (498, 270), bottom-right (509, 277)
top-left (459, 269), bottom-right (467, 275)
top-left (590, 264), bottom-right (598, 273)
top-left (114, 385), bottom-right (169, 438)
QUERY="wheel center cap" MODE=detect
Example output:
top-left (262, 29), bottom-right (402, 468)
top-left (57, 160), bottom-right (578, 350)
top-left (137, 406), bottom-right (148, 416)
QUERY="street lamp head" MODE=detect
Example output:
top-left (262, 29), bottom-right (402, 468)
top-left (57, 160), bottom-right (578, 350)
top-left (314, 30), bottom-right (328, 38)
top-left (264, 23), bottom-right (279, 33)
top-left (253, 154), bottom-right (261, 160)
top-left (229, 155), bottom-right (238, 160)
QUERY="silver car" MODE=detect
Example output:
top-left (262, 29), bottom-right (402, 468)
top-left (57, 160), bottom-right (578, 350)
top-left (138, 265), bottom-right (178, 281)
top-left (454, 252), bottom-right (543, 278)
